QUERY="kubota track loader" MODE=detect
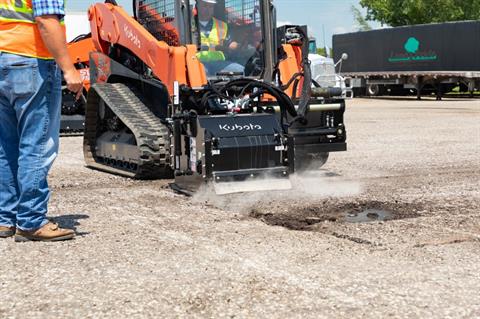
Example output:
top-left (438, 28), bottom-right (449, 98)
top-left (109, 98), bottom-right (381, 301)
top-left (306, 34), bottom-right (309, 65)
top-left (82, 0), bottom-right (347, 194)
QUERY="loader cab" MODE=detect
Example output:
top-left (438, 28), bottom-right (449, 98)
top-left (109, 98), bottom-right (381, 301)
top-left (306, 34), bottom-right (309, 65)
top-left (190, 0), bottom-right (265, 77)
top-left (135, 0), bottom-right (275, 79)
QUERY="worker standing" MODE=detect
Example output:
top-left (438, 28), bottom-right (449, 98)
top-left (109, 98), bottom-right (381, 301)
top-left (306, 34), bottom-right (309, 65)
top-left (0, 0), bottom-right (82, 241)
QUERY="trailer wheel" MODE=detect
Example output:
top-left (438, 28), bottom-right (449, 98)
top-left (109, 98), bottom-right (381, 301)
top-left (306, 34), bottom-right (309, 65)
top-left (367, 84), bottom-right (382, 96)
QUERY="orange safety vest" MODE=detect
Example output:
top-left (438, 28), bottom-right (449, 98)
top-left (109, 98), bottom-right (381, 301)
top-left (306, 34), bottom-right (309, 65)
top-left (0, 0), bottom-right (65, 59)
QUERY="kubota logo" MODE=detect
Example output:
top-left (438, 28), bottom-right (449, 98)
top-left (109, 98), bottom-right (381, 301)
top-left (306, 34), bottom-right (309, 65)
top-left (219, 124), bottom-right (262, 131)
top-left (124, 25), bottom-right (141, 49)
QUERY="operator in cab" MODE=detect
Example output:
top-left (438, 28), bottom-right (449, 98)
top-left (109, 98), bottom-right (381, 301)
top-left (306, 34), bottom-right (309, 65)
top-left (196, 0), bottom-right (244, 76)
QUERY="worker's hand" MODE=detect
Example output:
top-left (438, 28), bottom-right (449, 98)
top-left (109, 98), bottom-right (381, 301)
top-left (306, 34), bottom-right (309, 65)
top-left (228, 41), bottom-right (239, 50)
top-left (63, 68), bottom-right (83, 100)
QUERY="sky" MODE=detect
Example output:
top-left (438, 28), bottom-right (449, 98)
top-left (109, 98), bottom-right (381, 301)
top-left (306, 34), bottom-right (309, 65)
top-left (67, 0), bottom-right (378, 47)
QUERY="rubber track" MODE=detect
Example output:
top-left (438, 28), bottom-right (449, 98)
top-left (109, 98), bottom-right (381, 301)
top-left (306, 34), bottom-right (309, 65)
top-left (84, 83), bottom-right (171, 179)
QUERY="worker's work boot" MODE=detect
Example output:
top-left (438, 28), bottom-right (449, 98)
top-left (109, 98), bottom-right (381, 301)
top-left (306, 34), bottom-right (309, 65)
top-left (15, 222), bottom-right (75, 242)
top-left (0, 226), bottom-right (15, 238)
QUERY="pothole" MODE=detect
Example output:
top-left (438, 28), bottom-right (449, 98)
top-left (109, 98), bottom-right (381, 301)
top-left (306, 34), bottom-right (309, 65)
top-left (250, 200), bottom-right (421, 231)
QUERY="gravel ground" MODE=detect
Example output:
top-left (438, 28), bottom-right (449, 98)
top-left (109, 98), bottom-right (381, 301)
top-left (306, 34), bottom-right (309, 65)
top-left (0, 97), bottom-right (479, 318)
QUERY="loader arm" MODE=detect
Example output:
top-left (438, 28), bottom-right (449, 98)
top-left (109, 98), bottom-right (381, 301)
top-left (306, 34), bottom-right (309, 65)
top-left (67, 37), bottom-right (95, 66)
top-left (88, 2), bottom-right (207, 94)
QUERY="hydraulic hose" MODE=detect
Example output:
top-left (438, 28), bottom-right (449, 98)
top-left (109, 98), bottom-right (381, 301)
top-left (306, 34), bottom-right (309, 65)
top-left (132, 0), bottom-right (137, 20)
top-left (223, 78), bottom-right (298, 118)
top-left (293, 27), bottom-right (312, 121)
top-left (219, 78), bottom-right (299, 133)
top-left (280, 72), bottom-right (303, 91)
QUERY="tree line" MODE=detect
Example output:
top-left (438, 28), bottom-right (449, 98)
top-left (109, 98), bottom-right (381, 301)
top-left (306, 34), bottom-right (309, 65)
top-left (354, 0), bottom-right (480, 30)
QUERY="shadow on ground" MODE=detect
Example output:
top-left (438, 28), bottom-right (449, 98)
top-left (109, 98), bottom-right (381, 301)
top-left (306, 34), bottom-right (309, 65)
top-left (51, 214), bottom-right (90, 236)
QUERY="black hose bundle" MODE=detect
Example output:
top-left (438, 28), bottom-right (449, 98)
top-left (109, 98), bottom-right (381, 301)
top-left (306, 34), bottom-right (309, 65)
top-left (288, 27), bottom-right (312, 123)
top-left (199, 78), bottom-right (298, 132)
top-left (272, 26), bottom-right (313, 124)
top-left (222, 78), bottom-right (297, 117)
top-left (132, 0), bottom-right (138, 20)
top-left (195, 26), bottom-right (312, 127)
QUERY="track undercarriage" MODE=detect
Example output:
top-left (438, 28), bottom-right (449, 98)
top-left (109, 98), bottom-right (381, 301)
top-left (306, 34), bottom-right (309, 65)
top-left (84, 83), bottom-right (172, 179)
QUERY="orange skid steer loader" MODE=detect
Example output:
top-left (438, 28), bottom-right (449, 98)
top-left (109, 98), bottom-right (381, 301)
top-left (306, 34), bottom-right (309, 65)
top-left (78, 0), bottom-right (347, 194)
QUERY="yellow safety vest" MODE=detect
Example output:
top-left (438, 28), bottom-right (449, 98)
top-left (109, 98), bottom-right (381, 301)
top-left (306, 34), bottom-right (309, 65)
top-left (0, 0), bottom-right (66, 59)
top-left (197, 17), bottom-right (228, 63)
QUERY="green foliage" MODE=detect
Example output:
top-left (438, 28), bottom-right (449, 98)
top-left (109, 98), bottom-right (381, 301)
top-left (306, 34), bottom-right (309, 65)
top-left (359, 0), bottom-right (480, 26)
top-left (316, 47), bottom-right (334, 57)
top-left (351, 5), bottom-right (373, 31)
top-left (316, 47), bottom-right (327, 56)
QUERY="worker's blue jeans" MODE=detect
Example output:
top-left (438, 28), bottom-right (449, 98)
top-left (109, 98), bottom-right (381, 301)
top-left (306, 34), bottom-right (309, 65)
top-left (0, 52), bottom-right (61, 231)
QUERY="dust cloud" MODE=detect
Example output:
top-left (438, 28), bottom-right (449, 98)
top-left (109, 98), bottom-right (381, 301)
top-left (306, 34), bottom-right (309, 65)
top-left (193, 169), bottom-right (362, 213)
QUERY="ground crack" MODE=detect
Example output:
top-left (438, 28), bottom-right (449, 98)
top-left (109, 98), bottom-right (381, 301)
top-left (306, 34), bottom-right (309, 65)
top-left (329, 232), bottom-right (379, 246)
top-left (414, 237), bottom-right (480, 248)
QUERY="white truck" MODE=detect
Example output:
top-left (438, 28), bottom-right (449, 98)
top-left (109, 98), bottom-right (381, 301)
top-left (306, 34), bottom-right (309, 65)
top-left (309, 38), bottom-right (352, 98)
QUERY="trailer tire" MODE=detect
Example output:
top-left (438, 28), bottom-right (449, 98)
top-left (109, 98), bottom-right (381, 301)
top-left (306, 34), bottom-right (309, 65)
top-left (367, 84), bottom-right (382, 96)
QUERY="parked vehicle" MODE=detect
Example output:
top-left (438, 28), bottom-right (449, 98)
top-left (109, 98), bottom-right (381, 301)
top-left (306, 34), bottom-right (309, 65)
top-left (308, 37), bottom-right (352, 98)
top-left (333, 21), bottom-right (480, 99)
